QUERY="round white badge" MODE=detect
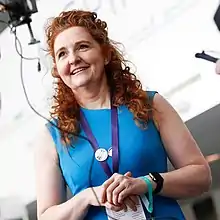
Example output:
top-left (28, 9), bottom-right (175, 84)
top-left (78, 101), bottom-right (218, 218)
top-left (95, 148), bottom-right (108, 162)
top-left (108, 147), bottom-right (112, 157)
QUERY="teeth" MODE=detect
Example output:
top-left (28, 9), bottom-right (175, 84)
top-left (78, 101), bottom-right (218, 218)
top-left (71, 67), bottom-right (87, 75)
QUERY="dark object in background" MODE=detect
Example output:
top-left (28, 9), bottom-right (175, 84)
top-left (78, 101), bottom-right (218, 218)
top-left (7, 219), bottom-right (22, 220)
top-left (0, 11), bottom-right (9, 33)
top-left (195, 51), bottom-right (218, 63)
top-left (0, 0), bottom-right (39, 44)
top-left (192, 197), bottom-right (218, 220)
top-left (1, 0), bottom-right (38, 27)
top-left (214, 4), bottom-right (220, 31)
top-left (26, 200), bottom-right (37, 220)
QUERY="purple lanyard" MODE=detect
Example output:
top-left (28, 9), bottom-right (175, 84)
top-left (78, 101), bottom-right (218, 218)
top-left (80, 107), bottom-right (119, 178)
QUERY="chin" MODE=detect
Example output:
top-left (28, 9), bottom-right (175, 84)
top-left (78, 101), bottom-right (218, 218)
top-left (69, 78), bottom-right (91, 90)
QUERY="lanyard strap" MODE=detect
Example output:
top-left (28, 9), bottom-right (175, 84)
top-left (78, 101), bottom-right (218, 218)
top-left (80, 106), bottom-right (119, 178)
top-left (111, 107), bottom-right (119, 174)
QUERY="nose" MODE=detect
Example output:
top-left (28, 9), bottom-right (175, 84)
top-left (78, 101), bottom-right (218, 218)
top-left (68, 51), bottom-right (81, 65)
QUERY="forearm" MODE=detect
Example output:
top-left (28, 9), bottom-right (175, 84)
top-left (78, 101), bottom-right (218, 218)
top-left (38, 189), bottom-right (90, 220)
top-left (157, 164), bottom-right (211, 199)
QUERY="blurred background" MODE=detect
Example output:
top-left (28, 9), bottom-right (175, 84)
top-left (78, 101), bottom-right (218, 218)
top-left (0, 0), bottom-right (220, 219)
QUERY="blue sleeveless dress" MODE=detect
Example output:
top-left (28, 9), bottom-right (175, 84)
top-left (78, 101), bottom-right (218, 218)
top-left (46, 91), bottom-right (185, 220)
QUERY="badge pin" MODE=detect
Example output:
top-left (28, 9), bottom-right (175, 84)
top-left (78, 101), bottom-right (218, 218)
top-left (95, 148), bottom-right (108, 162)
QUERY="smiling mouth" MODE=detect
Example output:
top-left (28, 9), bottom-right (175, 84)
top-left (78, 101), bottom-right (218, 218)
top-left (71, 67), bottom-right (89, 75)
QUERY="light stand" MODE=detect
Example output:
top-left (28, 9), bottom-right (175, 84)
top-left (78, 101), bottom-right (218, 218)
top-left (0, 0), bottom-right (40, 45)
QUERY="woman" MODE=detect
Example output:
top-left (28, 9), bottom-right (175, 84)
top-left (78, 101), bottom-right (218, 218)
top-left (35, 10), bottom-right (212, 220)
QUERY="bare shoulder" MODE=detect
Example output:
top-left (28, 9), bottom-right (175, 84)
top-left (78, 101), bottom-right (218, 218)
top-left (152, 93), bottom-right (187, 130)
top-left (152, 93), bottom-right (207, 169)
top-left (152, 93), bottom-right (178, 120)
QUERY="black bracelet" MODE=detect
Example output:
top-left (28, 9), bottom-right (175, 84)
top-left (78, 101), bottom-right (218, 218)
top-left (149, 172), bottom-right (164, 194)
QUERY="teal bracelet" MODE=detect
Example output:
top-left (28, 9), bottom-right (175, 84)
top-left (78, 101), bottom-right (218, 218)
top-left (139, 176), bottom-right (153, 213)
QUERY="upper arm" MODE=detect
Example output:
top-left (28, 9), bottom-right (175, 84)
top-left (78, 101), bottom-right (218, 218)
top-left (34, 126), bottom-right (66, 218)
top-left (152, 93), bottom-right (208, 169)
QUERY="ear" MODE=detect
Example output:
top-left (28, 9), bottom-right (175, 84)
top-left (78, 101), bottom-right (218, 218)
top-left (104, 50), bottom-right (111, 65)
top-left (52, 65), bottom-right (60, 78)
top-left (104, 59), bottom-right (109, 66)
top-left (102, 45), bottom-right (111, 66)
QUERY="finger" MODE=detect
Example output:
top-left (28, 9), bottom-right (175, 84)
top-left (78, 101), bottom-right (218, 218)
top-left (112, 184), bottom-right (126, 205)
top-left (102, 173), bottom-right (119, 191)
top-left (129, 195), bottom-right (139, 205)
top-left (99, 185), bottom-right (107, 204)
top-left (118, 188), bottom-right (131, 204)
top-left (101, 189), bottom-right (106, 204)
top-left (104, 173), bottom-right (121, 184)
top-left (124, 197), bottom-right (137, 212)
top-left (124, 171), bottom-right (132, 177)
top-left (101, 177), bottom-right (115, 203)
top-left (105, 202), bottom-right (124, 212)
top-left (122, 203), bottom-right (127, 212)
top-left (106, 181), bottom-right (120, 204)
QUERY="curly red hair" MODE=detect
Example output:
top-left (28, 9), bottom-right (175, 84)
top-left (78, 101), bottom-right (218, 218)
top-left (45, 10), bottom-right (153, 144)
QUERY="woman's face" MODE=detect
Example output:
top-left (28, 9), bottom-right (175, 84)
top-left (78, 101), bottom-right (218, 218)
top-left (53, 26), bottom-right (107, 91)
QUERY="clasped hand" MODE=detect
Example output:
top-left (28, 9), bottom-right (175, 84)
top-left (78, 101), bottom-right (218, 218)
top-left (88, 172), bottom-right (148, 212)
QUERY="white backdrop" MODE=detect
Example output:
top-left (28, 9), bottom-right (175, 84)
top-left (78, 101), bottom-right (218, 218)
top-left (0, 0), bottom-right (220, 204)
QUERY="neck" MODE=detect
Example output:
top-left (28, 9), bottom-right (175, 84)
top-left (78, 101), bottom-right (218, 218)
top-left (73, 77), bottom-right (111, 110)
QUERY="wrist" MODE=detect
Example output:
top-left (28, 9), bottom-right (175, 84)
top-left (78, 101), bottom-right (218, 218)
top-left (79, 188), bottom-right (92, 207)
top-left (137, 178), bottom-right (148, 194)
top-left (146, 175), bottom-right (157, 191)
top-left (148, 172), bottom-right (164, 194)
top-left (137, 175), bottom-right (157, 194)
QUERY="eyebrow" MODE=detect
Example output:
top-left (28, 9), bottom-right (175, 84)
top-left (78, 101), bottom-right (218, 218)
top-left (55, 40), bottom-right (91, 57)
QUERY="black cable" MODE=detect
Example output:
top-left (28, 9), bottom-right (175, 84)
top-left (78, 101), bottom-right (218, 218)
top-left (13, 26), bottom-right (104, 215)
top-left (0, 19), bottom-right (181, 220)
top-left (15, 29), bottom-right (127, 220)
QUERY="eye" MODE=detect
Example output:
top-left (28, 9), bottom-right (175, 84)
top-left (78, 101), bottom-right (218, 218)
top-left (79, 44), bottom-right (89, 50)
top-left (58, 51), bottom-right (66, 59)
